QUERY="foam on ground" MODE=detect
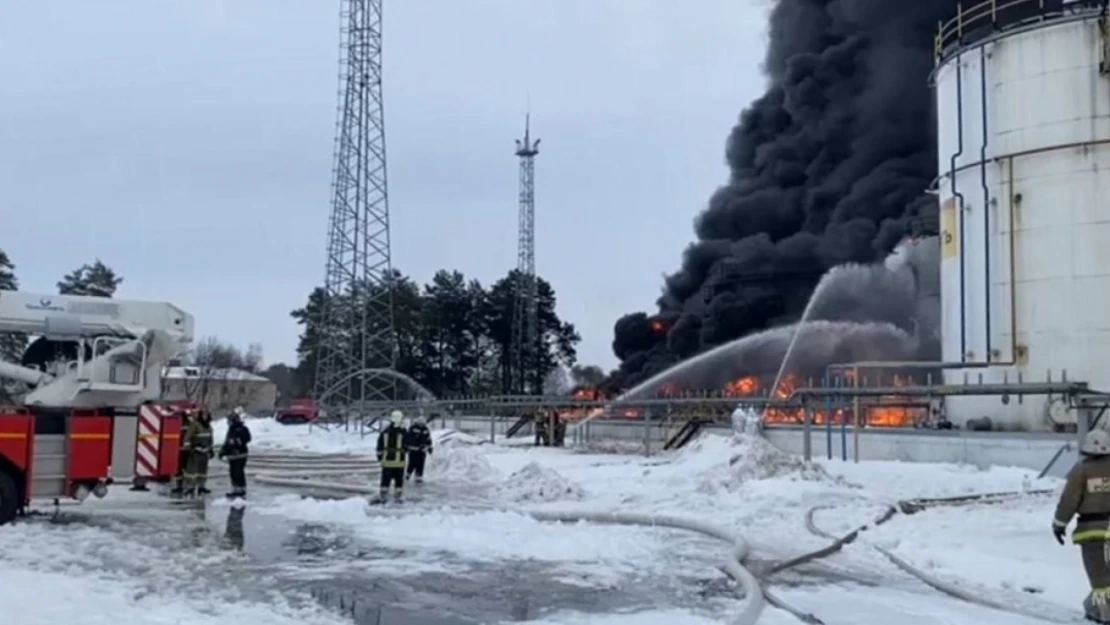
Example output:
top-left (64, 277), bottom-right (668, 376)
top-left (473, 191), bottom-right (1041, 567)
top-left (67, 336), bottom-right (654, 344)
top-left (494, 462), bottom-right (585, 503)
top-left (427, 438), bottom-right (501, 483)
top-left (0, 518), bottom-right (347, 625)
top-left (670, 433), bottom-right (844, 496)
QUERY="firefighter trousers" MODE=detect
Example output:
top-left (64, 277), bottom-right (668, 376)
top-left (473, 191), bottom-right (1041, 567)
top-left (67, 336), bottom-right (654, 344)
top-left (1081, 541), bottom-right (1110, 622)
top-left (380, 466), bottom-right (404, 490)
top-left (406, 451), bottom-right (426, 479)
top-left (227, 457), bottom-right (248, 493)
top-left (183, 450), bottom-right (210, 493)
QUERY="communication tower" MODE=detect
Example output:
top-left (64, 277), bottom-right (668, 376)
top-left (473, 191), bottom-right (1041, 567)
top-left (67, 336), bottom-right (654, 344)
top-left (510, 115), bottom-right (540, 394)
top-left (313, 0), bottom-right (396, 411)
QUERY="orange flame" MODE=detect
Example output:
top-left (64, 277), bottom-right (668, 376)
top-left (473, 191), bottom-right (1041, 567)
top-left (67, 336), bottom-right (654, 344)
top-left (721, 371), bottom-right (922, 428)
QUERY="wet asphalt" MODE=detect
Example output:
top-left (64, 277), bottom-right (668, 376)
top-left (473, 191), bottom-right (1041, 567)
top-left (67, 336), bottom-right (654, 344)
top-left (33, 480), bottom-right (742, 625)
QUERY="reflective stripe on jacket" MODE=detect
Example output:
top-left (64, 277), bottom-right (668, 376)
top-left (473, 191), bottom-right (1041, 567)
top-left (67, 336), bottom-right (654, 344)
top-left (377, 426), bottom-right (407, 468)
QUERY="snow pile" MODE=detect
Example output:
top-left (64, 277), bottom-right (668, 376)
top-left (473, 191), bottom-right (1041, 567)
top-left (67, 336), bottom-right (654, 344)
top-left (435, 428), bottom-right (485, 446)
top-left (573, 440), bottom-right (646, 455)
top-left (426, 441), bottom-right (500, 482)
top-left (494, 461), bottom-right (585, 503)
top-left (722, 433), bottom-right (834, 482)
top-left (679, 433), bottom-right (844, 493)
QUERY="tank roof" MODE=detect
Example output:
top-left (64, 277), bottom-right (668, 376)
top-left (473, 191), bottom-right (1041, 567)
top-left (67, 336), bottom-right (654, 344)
top-left (936, 0), bottom-right (1102, 64)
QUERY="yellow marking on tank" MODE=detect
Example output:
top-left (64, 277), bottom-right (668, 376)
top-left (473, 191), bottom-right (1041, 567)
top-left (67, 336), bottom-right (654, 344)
top-left (0, 432), bottom-right (27, 439)
top-left (70, 433), bottom-right (110, 440)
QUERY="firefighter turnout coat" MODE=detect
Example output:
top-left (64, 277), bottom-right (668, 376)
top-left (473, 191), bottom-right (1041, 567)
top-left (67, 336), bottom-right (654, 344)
top-left (376, 425), bottom-right (408, 469)
top-left (406, 422), bottom-right (433, 455)
top-left (1055, 454), bottom-right (1110, 543)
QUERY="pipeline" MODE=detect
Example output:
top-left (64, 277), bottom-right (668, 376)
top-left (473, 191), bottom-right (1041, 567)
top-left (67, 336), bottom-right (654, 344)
top-left (952, 50), bottom-right (968, 362)
top-left (980, 43), bottom-right (992, 362)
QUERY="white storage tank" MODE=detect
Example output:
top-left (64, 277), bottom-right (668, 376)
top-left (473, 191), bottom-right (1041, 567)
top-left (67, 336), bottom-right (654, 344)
top-left (935, 2), bottom-right (1110, 430)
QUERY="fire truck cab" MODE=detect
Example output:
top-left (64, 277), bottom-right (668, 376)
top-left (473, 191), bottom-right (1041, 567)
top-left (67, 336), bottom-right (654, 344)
top-left (0, 290), bottom-right (194, 524)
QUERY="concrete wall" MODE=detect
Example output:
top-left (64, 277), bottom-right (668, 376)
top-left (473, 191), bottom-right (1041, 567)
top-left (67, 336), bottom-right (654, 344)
top-left (444, 415), bottom-right (1076, 475)
top-left (763, 425), bottom-right (1073, 474)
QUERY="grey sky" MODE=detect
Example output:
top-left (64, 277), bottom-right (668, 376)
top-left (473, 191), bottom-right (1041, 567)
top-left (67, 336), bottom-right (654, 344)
top-left (2, 1), bottom-right (764, 371)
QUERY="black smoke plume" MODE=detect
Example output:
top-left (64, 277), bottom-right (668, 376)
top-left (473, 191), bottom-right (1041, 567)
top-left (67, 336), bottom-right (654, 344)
top-left (608, 0), bottom-right (956, 391)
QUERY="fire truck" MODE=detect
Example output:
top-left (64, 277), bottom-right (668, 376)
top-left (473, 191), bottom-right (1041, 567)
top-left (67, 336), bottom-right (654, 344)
top-left (0, 290), bottom-right (194, 525)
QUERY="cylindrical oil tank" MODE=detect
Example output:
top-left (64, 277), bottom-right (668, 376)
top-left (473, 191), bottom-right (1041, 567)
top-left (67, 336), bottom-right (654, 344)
top-left (935, 3), bottom-right (1110, 430)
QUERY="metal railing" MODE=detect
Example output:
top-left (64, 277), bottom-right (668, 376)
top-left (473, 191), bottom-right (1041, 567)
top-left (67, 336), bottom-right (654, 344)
top-left (309, 373), bottom-right (1101, 433)
top-left (935, 0), bottom-right (1093, 62)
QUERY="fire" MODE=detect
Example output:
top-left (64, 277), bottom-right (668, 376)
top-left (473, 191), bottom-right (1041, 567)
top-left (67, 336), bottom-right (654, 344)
top-left (723, 376), bottom-right (759, 396)
top-left (556, 386), bottom-right (640, 421)
top-left (571, 387), bottom-right (604, 401)
top-left (720, 371), bottom-right (924, 428)
top-left (649, 319), bottom-right (667, 334)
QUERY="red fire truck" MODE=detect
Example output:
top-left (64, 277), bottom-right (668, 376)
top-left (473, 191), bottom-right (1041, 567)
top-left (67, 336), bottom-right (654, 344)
top-left (274, 398), bottom-right (319, 425)
top-left (0, 290), bottom-right (195, 524)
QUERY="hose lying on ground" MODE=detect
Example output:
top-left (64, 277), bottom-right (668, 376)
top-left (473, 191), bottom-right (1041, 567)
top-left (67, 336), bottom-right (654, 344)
top-left (247, 472), bottom-right (765, 625)
top-left (805, 502), bottom-right (1077, 623)
top-left (234, 452), bottom-right (935, 625)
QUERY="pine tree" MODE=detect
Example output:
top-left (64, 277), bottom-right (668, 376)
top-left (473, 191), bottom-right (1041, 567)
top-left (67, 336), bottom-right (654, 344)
top-left (0, 249), bottom-right (27, 376)
top-left (58, 259), bottom-right (123, 297)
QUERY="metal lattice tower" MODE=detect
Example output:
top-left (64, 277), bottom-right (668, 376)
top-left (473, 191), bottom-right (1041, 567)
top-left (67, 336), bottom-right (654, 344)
top-left (510, 115), bottom-right (540, 394)
top-left (313, 0), bottom-right (395, 412)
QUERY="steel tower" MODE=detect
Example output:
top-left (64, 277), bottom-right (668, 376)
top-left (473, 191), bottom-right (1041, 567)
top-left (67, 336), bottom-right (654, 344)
top-left (510, 115), bottom-right (540, 394)
top-left (313, 0), bottom-right (395, 411)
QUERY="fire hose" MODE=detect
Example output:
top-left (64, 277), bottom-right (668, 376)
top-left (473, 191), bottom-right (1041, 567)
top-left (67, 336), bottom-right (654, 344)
top-left (219, 451), bottom-right (935, 625)
top-left (805, 500), bottom-right (1080, 624)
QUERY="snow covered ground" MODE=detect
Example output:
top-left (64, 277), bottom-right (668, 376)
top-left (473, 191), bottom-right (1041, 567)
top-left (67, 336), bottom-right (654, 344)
top-left (226, 419), bottom-right (1084, 624)
top-left (0, 416), bottom-right (1089, 624)
top-left (0, 500), bottom-right (352, 625)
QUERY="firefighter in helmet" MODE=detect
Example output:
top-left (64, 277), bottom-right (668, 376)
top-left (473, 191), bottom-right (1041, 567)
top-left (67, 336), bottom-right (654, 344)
top-left (170, 408), bottom-right (195, 497)
top-left (1053, 428), bottom-right (1110, 623)
top-left (375, 410), bottom-right (408, 502)
top-left (218, 406), bottom-right (252, 499)
top-left (181, 409), bottom-right (214, 497)
top-left (405, 415), bottom-right (433, 484)
top-left (533, 410), bottom-right (548, 446)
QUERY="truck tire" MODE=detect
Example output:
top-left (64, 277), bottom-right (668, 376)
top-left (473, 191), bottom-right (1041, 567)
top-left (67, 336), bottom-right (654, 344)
top-left (0, 470), bottom-right (18, 526)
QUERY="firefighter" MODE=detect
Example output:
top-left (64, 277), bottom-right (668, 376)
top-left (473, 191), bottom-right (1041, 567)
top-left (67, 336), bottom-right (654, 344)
top-left (170, 409), bottom-right (195, 497)
top-left (375, 410), bottom-right (408, 503)
top-left (405, 415), bottom-right (433, 484)
top-left (553, 410), bottom-right (567, 447)
top-left (1053, 428), bottom-right (1110, 623)
top-left (533, 410), bottom-right (548, 446)
top-left (182, 409), bottom-right (214, 497)
top-left (219, 406), bottom-right (252, 499)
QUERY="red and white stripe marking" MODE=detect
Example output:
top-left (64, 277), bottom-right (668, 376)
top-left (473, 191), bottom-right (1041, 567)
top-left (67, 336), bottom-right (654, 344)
top-left (135, 405), bottom-right (166, 477)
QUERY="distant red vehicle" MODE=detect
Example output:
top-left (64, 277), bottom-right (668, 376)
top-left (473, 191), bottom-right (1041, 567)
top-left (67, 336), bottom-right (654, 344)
top-left (274, 399), bottom-right (319, 425)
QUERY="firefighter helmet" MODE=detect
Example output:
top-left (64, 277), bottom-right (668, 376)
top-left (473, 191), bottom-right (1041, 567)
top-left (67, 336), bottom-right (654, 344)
top-left (1082, 429), bottom-right (1110, 456)
top-left (390, 410), bottom-right (404, 425)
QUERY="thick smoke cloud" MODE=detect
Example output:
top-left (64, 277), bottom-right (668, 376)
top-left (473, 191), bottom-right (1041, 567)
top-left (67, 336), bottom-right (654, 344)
top-left (609, 0), bottom-right (955, 390)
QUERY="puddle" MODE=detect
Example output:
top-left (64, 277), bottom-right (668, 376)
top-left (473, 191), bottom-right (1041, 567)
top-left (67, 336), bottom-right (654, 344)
top-left (51, 487), bottom-right (732, 624)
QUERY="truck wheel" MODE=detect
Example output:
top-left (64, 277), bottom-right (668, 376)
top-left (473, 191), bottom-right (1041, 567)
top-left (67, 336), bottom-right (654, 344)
top-left (0, 471), bottom-right (18, 526)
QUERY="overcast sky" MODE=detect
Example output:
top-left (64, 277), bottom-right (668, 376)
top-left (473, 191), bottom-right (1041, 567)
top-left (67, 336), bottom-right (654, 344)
top-left (1, 1), bottom-right (765, 371)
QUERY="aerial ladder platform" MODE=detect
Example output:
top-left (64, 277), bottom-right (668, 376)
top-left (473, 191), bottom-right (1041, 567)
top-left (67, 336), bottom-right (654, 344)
top-left (0, 290), bottom-right (194, 524)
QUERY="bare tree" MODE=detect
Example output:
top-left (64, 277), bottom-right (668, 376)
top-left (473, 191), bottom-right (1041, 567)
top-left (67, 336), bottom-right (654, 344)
top-left (161, 336), bottom-right (267, 413)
